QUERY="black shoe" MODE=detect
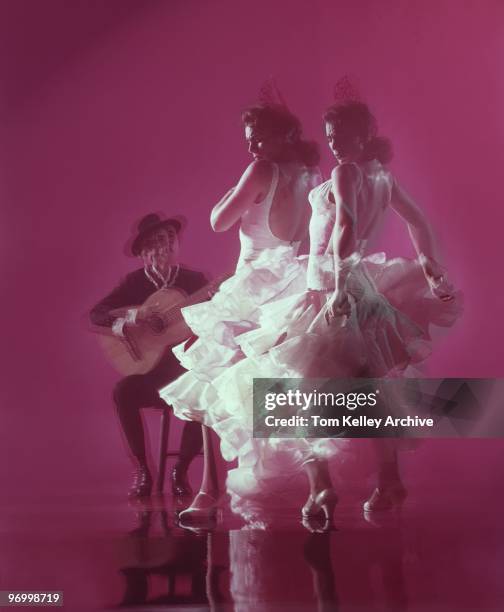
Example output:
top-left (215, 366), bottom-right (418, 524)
top-left (128, 465), bottom-right (153, 499)
top-left (171, 464), bottom-right (192, 498)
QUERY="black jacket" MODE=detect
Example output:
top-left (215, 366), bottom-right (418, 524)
top-left (90, 266), bottom-right (208, 329)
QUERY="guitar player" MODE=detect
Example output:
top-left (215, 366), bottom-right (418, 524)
top-left (90, 213), bottom-right (207, 499)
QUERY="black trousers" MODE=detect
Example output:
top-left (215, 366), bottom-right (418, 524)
top-left (113, 350), bottom-right (202, 468)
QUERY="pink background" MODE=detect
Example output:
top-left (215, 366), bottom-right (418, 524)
top-left (1, 0), bottom-right (503, 505)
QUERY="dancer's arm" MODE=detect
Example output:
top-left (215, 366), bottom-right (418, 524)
top-left (325, 164), bottom-right (360, 322)
top-left (390, 179), bottom-right (454, 300)
top-left (390, 179), bottom-right (437, 262)
top-left (210, 160), bottom-right (273, 232)
top-left (330, 164), bottom-right (360, 290)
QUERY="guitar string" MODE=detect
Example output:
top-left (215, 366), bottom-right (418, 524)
top-left (161, 277), bottom-right (220, 324)
top-left (151, 273), bottom-right (231, 326)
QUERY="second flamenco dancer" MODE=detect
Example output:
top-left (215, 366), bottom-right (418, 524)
top-left (227, 97), bottom-right (463, 525)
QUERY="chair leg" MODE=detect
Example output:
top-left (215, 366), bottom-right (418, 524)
top-left (156, 408), bottom-right (170, 494)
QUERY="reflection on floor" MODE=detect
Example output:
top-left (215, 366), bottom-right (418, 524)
top-left (1, 491), bottom-right (503, 611)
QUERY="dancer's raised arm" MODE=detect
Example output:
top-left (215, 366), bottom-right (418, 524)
top-left (390, 179), bottom-right (436, 261)
top-left (390, 179), bottom-right (454, 301)
top-left (210, 160), bottom-right (273, 232)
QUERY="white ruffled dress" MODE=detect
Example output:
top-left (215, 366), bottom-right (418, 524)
top-left (161, 161), bottom-right (462, 515)
top-left (159, 162), bottom-right (311, 438)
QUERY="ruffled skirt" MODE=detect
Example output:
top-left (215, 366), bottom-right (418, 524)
top-left (160, 251), bottom-right (463, 517)
top-left (159, 245), bottom-right (307, 421)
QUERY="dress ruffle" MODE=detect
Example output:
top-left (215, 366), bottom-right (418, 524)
top-left (161, 250), bottom-right (462, 516)
top-left (241, 252), bottom-right (463, 378)
top-left (159, 245), bottom-right (306, 420)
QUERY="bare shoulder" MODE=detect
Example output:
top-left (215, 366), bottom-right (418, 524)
top-left (330, 163), bottom-right (362, 195)
top-left (331, 162), bottom-right (361, 183)
top-left (240, 159), bottom-right (275, 186)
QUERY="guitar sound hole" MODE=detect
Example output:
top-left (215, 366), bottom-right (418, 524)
top-left (148, 315), bottom-right (165, 334)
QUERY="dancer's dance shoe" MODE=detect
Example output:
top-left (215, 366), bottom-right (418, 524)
top-left (177, 491), bottom-right (222, 525)
top-left (363, 483), bottom-right (407, 512)
top-left (301, 488), bottom-right (338, 523)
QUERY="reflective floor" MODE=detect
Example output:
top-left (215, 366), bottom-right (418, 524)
top-left (1, 488), bottom-right (503, 611)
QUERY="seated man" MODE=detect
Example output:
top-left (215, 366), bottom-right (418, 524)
top-left (90, 213), bottom-right (207, 498)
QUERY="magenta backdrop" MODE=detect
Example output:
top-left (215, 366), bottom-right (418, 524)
top-left (1, 0), bottom-right (503, 505)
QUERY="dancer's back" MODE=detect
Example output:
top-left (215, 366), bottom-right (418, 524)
top-left (308, 159), bottom-right (393, 264)
top-left (239, 160), bottom-right (321, 266)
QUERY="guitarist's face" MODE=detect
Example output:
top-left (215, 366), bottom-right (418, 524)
top-left (140, 227), bottom-right (179, 271)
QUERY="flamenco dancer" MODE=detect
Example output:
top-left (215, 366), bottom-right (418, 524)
top-left (226, 80), bottom-right (462, 525)
top-left (159, 85), bottom-right (322, 522)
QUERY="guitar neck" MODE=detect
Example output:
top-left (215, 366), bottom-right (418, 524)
top-left (184, 273), bottom-right (232, 307)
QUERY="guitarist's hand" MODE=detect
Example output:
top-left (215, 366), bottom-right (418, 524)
top-left (136, 306), bottom-right (165, 333)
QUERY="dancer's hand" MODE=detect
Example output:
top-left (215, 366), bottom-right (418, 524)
top-left (427, 275), bottom-right (456, 302)
top-left (324, 290), bottom-right (351, 325)
top-left (421, 256), bottom-right (455, 302)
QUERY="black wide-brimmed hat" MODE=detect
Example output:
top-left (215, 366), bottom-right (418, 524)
top-left (127, 213), bottom-right (182, 256)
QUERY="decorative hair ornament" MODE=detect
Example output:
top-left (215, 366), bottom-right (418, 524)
top-left (332, 75), bottom-right (361, 105)
top-left (258, 76), bottom-right (288, 108)
top-left (256, 77), bottom-right (301, 144)
top-left (326, 77), bottom-right (392, 164)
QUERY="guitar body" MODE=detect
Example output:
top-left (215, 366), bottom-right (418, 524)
top-left (97, 287), bottom-right (193, 376)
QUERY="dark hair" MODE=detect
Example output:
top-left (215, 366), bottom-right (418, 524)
top-left (323, 101), bottom-right (393, 164)
top-left (242, 104), bottom-right (320, 167)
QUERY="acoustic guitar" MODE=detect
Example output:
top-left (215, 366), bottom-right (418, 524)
top-left (95, 273), bottom-right (232, 376)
